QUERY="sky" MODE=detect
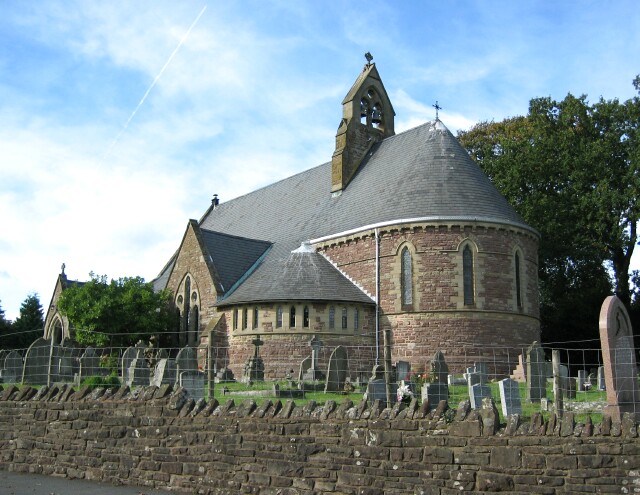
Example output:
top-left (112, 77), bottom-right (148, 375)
top-left (1, 1), bottom-right (639, 321)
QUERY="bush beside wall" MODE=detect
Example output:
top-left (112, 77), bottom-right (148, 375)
top-left (0, 383), bottom-right (639, 494)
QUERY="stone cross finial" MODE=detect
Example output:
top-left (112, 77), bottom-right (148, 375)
top-left (364, 52), bottom-right (373, 65)
top-left (61, 263), bottom-right (66, 275)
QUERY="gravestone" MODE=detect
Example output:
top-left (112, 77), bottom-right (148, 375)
top-left (121, 345), bottom-right (143, 383)
top-left (599, 295), bottom-right (640, 422)
top-left (176, 346), bottom-right (199, 376)
top-left (302, 335), bottom-right (325, 381)
top-left (448, 374), bottom-right (466, 386)
top-left (526, 341), bottom-right (547, 402)
top-left (577, 370), bottom-right (589, 391)
top-left (298, 356), bottom-right (311, 381)
top-left (243, 336), bottom-right (265, 383)
top-left (22, 338), bottom-right (52, 385)
top-left (0, 350), bottom-right (8, 370)
top-left (325, 346), bottom-right (348, 392)
top-left (1, 350), bottom-right (23, 383)
top-left (597, 366), bottom-right (606, 391)
top-left (79, 347), bottom-right (106, 380)
top-left (499, 378), bottom-right (522, 416)
top-left (474, 361), bottom-right (488, 384)
top-left (431, 351), bottom-right (449, 384)
top-left (422, 350), bottom-right (450, 410)
top-left (127, 357), bottom-right (150, 387)
top-left (151, 358), bottom-right (177, 387)
top-left (180, 371), bottom-right (205, 400)
top-left (395, 361), bottom-right (411, 382)
top-left (467, 371), bottom-right (481, 388)
top-left (365, 364), bottom-right (397, 405)
top-left (57, 345), bottom-right (78, 382)
top-left (470, 383), bottom-right (492, 409)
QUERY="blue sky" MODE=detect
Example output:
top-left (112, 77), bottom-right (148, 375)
top-left (1, 1), bottom-right (639, 321)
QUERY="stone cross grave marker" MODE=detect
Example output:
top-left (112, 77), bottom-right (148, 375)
top-left (526, 341), bottom-right (547, 403)
top-left (499, 377), bottom-right (522, 416)
top-left (422, 350), bottom-right (449, 411)
top-left (303, 335), bottom-right (325, 381)
top-left (243, 336), bottom-right (265, 382)
top-left (599, 295), bottom-right (640, 422)
top-left (325, 345), bottom-right (348, 392)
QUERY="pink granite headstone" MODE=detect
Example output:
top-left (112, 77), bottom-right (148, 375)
top-left (599, 295), bottom-right (639, 422)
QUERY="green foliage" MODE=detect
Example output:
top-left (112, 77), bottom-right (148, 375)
top-left (58, 273), bottom-right (173, 348)
top-left (7, 294), bottom-right (44, 350)
top-left (458, 76), bottom-right (640, 347)
top-left (81, 374), bottom-right (121, 389)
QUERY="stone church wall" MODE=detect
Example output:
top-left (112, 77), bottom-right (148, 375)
top-left (1, 384), bottom-right (639, 494)
top-left (318, 222), bottom-right (540, 374)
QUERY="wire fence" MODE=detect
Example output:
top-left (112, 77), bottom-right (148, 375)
top-left (1, 329), bottom-right (635, 422)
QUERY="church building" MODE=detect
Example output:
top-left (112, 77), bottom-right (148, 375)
top-left (45, 58), bottom-right (540, 379)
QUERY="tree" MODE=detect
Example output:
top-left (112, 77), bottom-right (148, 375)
top-left (11, 294), bottom-right (44, 349)
top-left (0, 300), bottom-right (13, 349)
top-left (458, 77), bottom-right (640, 348)
top-left (57, 273), bottom-right (173, 348)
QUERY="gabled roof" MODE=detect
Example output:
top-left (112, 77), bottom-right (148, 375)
top-left (218, 247), bottom-right (373, 306)
top-left (200, 229), bottom-right (271, 293)
top-left (196, 120), bottom-right (536, 305)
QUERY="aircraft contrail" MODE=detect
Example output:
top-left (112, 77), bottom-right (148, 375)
top-left (102, 5), bottom-right (207, 162)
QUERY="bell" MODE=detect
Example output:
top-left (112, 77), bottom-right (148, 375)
top-left (360, 99), bottom-right (368, 118)
top-left (372, 107), bottom-right (382, 124)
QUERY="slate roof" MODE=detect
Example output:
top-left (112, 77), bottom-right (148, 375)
top-left (158, 120), bottom-right (536, 305)
top-left (199, 230), bottom-right (272, 293)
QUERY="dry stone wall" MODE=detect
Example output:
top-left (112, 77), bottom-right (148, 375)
top-left (1, 383), bottom-right (639, 494)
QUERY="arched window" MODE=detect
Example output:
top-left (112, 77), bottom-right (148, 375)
top-left (463, 245), bottom-right (475, 305)
top-left (354, 308), bottom-right (359, 330)
top-left (341, 307), bottom-right (348, 329)
top-left (329, 306), bottom-right (335, 329)
top-left (515, 252), bottom-right (522, 308)
top-left (276, 306), bottom-right (283, 328)
top-left (401, 247), bottom-right (413, 308)
top-left (183, 276), bottom-right (191, 336)
top-left (243, 307), bottom-right (248, 330)
top-left (233, 308), bottom-right (238, 330)
top-left (253, 307), bottom-right (259, 329)
top-left (303, 306), bottom-right (310, 328)
top-left (289, 306), bottom-right (296, 327)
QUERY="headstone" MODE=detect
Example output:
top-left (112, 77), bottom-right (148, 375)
top-left (431, 351), bottom-right (449, 384)
top-left (57, 345), bottom-right (78, 382)
top-left (448, 374), bottom-right (466, 386)
top-left (599, 295), bottom-right (640, 422)
top-left (215, 367), bottom-right (235, 383)
top-left (0, 350), bottom-right (8, 370)
top-left (366, 380), bottom-right (398, 405)
top-left (466, 371), bottom-right (481, 388)
top-left (176, 346), bottom-right (199, 376)
top-left (121, 345), bottom-right (141, 383)
top-left (22, 338), bottom-right (52, 385)
top-left (151, 358), bottom-right (177, 387)
top-left (79, 347), bottom-right (107, 380)
top-left (577, 370), bottom-right (589, 391)
top-left (597, 366), bottom-right (606, 391)
top-left (302, 335), bottom-right (325, 381)
top-left (474, 361), bottom-right (488, 384)
top-left (325, 346), bottom-right (348, 392)
top-left (422, 383), bottom-right (448, 409)
top-left (470, 383), bottom-right (492, 409)
top-left (243, 336), bottom-right (265, 383)
top-left (526, 341), bottom-right (547, 402)
top-left (395, 361), bottom-right (411, 382)
top-left (0, 351), bottom-right (23, 383)
top-left (180, 371), bottom-right (205, 400)
top-left (127, 357), bottom-right (150, 387)
top-left (499, 378), bottom-right (522, 416)
top-left (298, 356), bottom-right (311, 381)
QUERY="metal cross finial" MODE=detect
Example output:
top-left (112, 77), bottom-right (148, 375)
top-left (433, 101), bottom-right (442, 120)
top-left (61, 262), bottom-right (66, 275)
top-left (364, 52), bottom-right (373, 65)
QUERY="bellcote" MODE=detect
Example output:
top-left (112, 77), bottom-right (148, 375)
top-left (331, 56), bottom-right (395, 194)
